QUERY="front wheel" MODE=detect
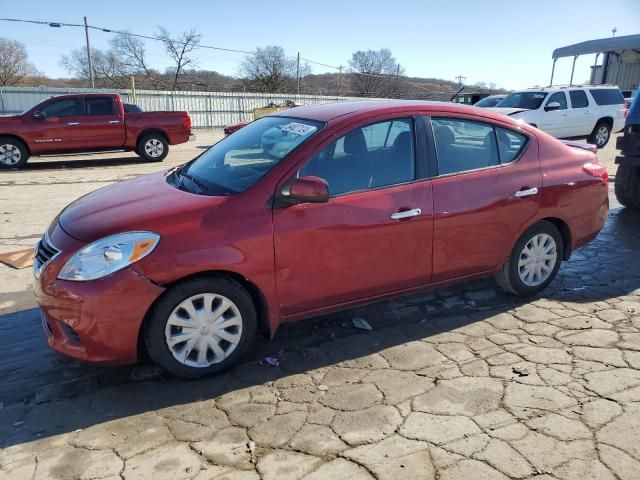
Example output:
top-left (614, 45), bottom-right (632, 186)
top-left (137, 133), bottom-right (169, 162)
top-left (495, 221), bottom-right (563, 296)
top-left (144, 277), bottom-right (257, 379)
top-left (0, 137), bottom-right (30, 170)
top-left (588, 121), bottom-right (611, 149)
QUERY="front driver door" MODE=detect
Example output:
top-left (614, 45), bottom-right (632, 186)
top-left (27, 97), bottom-right (85, 154)
top-left (539, 91), bottom-right (570, 138)
top-left (273, 116), bottom-right (434, 317)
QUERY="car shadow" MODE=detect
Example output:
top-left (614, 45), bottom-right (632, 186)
top-left (0, 207), bottom-right (638, 448)
top-left (20, 156), bottom-right (148, 171)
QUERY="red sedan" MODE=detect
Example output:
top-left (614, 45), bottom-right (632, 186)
top-left (33, 101), bottom-right (609, 378)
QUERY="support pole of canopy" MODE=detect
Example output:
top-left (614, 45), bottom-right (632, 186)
top-left (550, 58), bottom-right (557, 86)
top-left (569, 55), bottom-right (578, 86)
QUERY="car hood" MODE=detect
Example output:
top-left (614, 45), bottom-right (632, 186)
top-left (59, 171), bottom-right (224, 242)
top-left (0, 115), bottom-right (20, 123)
top-left (488, 107), bottom-right (530, 116)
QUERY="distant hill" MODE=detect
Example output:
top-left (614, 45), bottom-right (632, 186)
top-left (21, 70), bottom-right (506, 98)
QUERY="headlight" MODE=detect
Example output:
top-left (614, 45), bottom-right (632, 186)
top-left (58, 232), bottom-right (160, 281)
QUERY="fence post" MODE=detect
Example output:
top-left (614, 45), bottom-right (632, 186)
top-left (0, 88), bottom-right (4, 113)
top-left (208, 94), bottom-right (213, 129)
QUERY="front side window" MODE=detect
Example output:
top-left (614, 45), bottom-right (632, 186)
top-left (431, 118), bottom-right (500, 175)
top-left (546, 92), bottom-right (567, 110)
top-left (569, 90), bottom-right (589, 108)
top-left (85, 97), bottom-right (115, 116)
top-left (41, 98), bottom-right (82, 118)
top-left (300, 118), bottom-right (415, 196)
top-left (174, 116), bottom-right (322, 195)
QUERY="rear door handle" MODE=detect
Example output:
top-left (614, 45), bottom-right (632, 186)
top-left (67, 122), bottom-right (80, 126)
top-left (514, 187), bottom-right (539, 198)
top-left (109, 120), bottom-right (120, 124)
top-left (391, 208), bottom-right (422, 220)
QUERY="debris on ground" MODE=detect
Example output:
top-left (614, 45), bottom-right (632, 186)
top-left (352, 317), bottom-right (372, 331)
top-left (512, 366), bottom-right (529, 377)
top-left (262, 357), bottom-right (280, 367)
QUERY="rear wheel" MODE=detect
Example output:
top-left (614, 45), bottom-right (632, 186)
top-left (0, 137), bottom-right (29, 169)
top-left (137, 133), bottom-right (169, 162)
top-left (615, 165), bottom-right (640, 210)
top-left (495, 221), bottom-right (563, 296)
top-left (588, 121), bottom-right (611, 148)
top-left (144, 276), bottom-right (257, 379)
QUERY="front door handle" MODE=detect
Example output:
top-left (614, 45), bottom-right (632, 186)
top-left (514, 187), bottom-right (539, 198)
top-left (67, 122), bottom-right (80, 126)
top-left (391, 208), bottom-right (422, 220)
top-left (109, 120), bottom-right (120, 124)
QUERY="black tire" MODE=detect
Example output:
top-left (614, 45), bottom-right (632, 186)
top-left (0, 136), bottom-right (30, 170)
top-left (615, 165), bottom-right (640, 210)
top-left (137, 133), bottom-right (169, 162)
top-left (144, 276), bottom-right (257, 379)
top-left (495, 221), bottom-right (564, 297)
top-left (588, 121), bottom-right (612, 149)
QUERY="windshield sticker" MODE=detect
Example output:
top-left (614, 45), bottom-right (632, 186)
top-left (281, 123), bottom-right (317, 136)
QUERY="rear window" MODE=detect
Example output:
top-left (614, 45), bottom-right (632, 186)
top-left (589, 88), bottom-right (624, 106)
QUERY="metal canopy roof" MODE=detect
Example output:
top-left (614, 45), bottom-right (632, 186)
top-left (553, 34), bottom-right (640, 58)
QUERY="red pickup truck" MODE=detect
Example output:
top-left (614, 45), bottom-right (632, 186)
top-left (0, 93), bottom-right (192, 169)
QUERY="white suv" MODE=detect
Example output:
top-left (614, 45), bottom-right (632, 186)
top-left (490, 86), bottom-right (626, 148)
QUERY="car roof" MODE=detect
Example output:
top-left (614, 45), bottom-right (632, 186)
top-left (270, 99), bottom-right (523, 126)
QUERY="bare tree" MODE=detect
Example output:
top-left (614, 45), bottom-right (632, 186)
top-left (109, 32), bottom-right (159, 88)
top-left (0, 38), bottom-right (39, 86)
top-left (348, 49), bottom-right (402, 97)
top-left (60, 48), bottom-right (128, 88)
top-left (157, 27), bottom-right (202, 90)
top-left (239, 46), bottom-right (308, 93)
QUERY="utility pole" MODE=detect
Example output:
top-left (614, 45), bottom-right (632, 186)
top-left (84, 16), bottom-right (95, 88)
top-left (296, 52), bottom-right (300, 95)
top-left (455, 75), bottom-right (466, 87)
top-left (338, 65), bottom-right (344, 97)
top-left (612, 26), bottom-right (617, 37)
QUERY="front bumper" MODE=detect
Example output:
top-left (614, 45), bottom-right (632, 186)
top-left (33, 224), bottom-right (165, 365)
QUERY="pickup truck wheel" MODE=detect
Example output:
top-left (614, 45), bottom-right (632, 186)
top-left (144, 276), bottom-right (257, 379)
top-left (137, 134), bottom-right (169, 162)
top-left (588, 121), bottom-right (611, 148)
top-left (0, 137), bottom-right (29, 169)
top-left (495, 221), bottom-right (563, 297)
top-left (615, 165), bottom-right (640, 210)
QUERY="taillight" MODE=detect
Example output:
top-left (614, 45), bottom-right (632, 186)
top-left (583, 162), bottom-right (608, 183)
top-left (624, 102), bottom-right (628, 119)
top-left (182, 114), bottom-right (192, 132)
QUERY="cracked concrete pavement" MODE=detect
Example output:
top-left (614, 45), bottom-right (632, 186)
top-left (1, 131), bottom-right (640, 479)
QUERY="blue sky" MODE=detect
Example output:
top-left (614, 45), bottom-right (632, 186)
top-left (1, 0), bottom-right (639, 90)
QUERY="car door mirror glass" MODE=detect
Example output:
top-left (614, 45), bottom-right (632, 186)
top-left (281, 176), bottom-right (330, 205)
top-left (544, 101), bottom-right (561, 112)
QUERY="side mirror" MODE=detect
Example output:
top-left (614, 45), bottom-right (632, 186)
top-left (33, 111), bottom-right (46, 120)
top-left (544, 101), bottom-right (561, 112)
top-left (280, 176), bottom-right (330, 205)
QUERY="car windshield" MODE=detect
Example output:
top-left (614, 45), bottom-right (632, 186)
top-left (172, 116), bottom-right (323, 196)
top-left (474, 96), bottom-right (503, 108)
top-left (497, 92), bottom-right (547, 110)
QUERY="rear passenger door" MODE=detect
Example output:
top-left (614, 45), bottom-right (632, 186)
top-left (79, 96), bottom-right (126, 149)
top-left (429, 116), bottom-right (541, 281)
top-left (273, 116), bottom-right (434, 316)
top-left (567, 90), bottom-right (592, 137)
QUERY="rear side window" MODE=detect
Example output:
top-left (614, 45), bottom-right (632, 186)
top-left (85, 96), bottom-right (115, 116)
top-left (589, 88), bottom-right (624, 106)
top-left (569, 90), bottom-right (589, 108)
top-left (496, 128), bottom-right (528, 163)
top-left (432, 118), bottom-right (500, 175)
